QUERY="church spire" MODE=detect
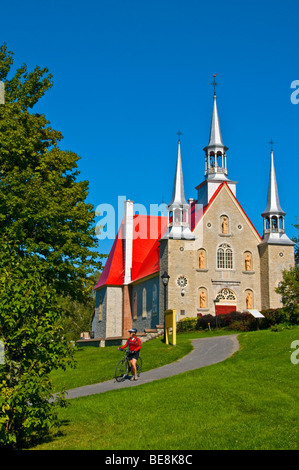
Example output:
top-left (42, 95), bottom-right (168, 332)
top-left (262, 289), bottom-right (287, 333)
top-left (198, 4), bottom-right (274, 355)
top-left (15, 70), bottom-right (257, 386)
top-left (165, 135), bottom-right (194, 240)
top-left (203, 77), bottom-right (228, 181)
top-left (261, 147), bottom-right (294, 245)
top-left (262, 148), bottom-right (285, 218)
top-left (168, 137), bottom-right (187, 208)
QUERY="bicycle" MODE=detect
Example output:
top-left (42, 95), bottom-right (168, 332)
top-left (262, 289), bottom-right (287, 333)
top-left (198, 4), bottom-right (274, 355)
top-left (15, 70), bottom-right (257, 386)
top-left (115, 350), bottom-right (142, 382)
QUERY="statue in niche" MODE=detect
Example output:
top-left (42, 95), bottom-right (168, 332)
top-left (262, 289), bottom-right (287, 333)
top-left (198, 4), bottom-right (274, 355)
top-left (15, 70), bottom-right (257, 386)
top-left (246, 292), bottom-right (253, 309)
top-left (199, 250), bottom-right (205, 269)
top-left (222, 216), bottom-right (228, 234)
top-left (245, 253), bottom-right (252, 271)
top-left (200, 290), bottom-right (206, 308)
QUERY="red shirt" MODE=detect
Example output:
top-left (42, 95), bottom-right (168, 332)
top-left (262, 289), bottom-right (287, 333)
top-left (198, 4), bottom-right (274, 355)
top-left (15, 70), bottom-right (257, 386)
top-left (121, 336), bottom-right (142, 352)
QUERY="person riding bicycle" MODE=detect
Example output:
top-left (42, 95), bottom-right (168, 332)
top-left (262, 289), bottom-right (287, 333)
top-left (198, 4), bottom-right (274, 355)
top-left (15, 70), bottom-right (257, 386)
top-left (118, 328), bottom-right (142, 381)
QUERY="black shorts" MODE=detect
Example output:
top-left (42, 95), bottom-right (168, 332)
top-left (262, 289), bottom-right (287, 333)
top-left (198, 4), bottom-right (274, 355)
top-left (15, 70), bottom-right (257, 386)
top-left (128, 350), bottom-right (139, 360)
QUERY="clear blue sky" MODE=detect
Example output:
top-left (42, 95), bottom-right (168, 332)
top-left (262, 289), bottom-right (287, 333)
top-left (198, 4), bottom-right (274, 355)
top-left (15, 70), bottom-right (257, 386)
top-left (1, 0), bottom-right (299, 259)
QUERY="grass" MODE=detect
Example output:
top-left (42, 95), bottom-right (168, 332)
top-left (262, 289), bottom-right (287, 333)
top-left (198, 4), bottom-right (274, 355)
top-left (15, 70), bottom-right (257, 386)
top-left (34, 327), bottom-right (299, 450)
top-left (51, 329), bottom-right (230, 391)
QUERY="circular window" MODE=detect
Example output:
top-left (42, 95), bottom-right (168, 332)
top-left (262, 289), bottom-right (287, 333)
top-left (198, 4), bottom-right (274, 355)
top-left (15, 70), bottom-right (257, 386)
top-left (177, 276), bottom-right (187, 288)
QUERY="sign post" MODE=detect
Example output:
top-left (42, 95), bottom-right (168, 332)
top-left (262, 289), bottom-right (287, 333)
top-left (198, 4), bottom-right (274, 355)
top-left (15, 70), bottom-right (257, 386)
top-left (164, 309), bottom-right (177, 346)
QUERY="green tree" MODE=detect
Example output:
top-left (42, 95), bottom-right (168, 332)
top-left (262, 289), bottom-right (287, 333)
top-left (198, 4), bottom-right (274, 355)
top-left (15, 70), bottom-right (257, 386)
top-left (292, 217), bottom-right (299, 264)
top-left (276, 266), bottom-right (299, 324)
top-left (275, 219), bottom-right (299, 323)
top-left (0, 43), bottom-right (104, 301)
top-left (59, 271), bottom-right (101, 341)
top-left (0, 44), bottom-right (104, 447)
top-left (0, 244), bottom-right (74, 448)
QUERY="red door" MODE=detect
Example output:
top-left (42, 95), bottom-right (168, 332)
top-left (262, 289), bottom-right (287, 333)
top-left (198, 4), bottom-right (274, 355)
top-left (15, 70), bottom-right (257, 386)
top-left (216, 305), bottom-right (236, 315)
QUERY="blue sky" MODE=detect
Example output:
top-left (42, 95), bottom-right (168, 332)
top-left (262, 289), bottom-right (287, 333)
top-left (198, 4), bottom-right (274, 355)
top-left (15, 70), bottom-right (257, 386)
top-left (1, 0), bottom-right (299, 259)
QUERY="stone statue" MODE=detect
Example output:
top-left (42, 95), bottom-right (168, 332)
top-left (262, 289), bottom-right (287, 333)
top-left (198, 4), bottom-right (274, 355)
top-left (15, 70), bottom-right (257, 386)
top-left (200, 290), bottom-right (206, 308)
top-left (199, 250), bottom-right (205, 269)
top-left (245, 253), bottom-right (252, 271)
top-left (222, 216), bottom-right (228, 234)
top-left (246, 292), bottom-right (253, 309)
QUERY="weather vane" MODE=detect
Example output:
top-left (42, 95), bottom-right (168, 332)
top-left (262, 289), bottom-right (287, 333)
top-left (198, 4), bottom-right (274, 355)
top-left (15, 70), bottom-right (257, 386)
top-left (177, 129), bottom-right (183, 142)
top-left (209, 74), bottom-right (221, 95)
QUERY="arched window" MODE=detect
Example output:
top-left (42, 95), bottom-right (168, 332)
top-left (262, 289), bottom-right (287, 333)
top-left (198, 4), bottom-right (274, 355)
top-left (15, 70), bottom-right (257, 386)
top-left (142, 288), bottom-right (147, 318)
top-left (152, 284), bottom-right (157, 316)
top-left (217, 244), bottom-right (233, 269)
top-left (98, 295), bottom-right (103, 321)
top-left (133, 291), bottom-right (137, 319)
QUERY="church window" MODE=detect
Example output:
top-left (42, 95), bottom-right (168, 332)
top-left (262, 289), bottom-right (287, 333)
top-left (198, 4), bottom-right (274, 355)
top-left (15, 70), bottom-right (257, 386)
top-left (216, 288), bottom-right (236, 302)
top-left (152, 284), bottom-right (157, 316)
top-left (217, 244), bottom-right (233, 270)
top-left (133, 291), bottom-right (137, 319)
top-left (98, 295), bottom-right (103, 321)
top-left (142, 288), bottom-right (147, 318)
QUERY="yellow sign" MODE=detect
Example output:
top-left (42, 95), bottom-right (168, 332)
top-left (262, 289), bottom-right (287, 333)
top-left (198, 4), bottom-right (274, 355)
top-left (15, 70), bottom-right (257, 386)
top-left (164, 309), bottom-right (176, 346)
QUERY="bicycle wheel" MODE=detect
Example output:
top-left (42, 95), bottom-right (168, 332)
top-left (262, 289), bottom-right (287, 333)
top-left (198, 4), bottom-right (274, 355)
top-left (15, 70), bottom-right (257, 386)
top-left (115, 358), bottom-right (128, 382)
top-left (136, 356), bottom-right (142, 376)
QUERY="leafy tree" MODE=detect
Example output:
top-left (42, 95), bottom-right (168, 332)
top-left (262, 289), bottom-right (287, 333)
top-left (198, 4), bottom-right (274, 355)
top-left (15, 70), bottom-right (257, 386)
top-left (275, 219), bottom-right (299, 323)
top-left (0, 244), bottom-right (74, 448)
top-left (276, 266), bottom-right (299, 324)
top-left (0, 43), bottom-right (104, 301)
top-left (0, 44), bottom-right (104, 447)
top-left (292, 217), bottom-right (299, 264)
top-left (59, 271), bottom-right (101, 341)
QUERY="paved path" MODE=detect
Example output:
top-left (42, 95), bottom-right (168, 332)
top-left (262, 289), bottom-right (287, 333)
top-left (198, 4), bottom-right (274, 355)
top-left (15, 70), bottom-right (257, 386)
top-left (65, 334), bottom-right (239, 400)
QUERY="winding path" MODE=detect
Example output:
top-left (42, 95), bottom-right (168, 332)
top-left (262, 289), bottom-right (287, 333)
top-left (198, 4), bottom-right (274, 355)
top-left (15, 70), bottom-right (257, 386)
top-left (65, 334), bottom-right (239, 400)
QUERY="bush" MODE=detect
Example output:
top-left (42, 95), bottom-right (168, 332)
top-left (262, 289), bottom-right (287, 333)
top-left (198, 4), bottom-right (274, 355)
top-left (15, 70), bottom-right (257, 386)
top-left (260, 308), bottom-right (290, 328)
top-left (177, 307), bottom-right (298, 335)
top-left (177, 311), bottom-right (260, 332)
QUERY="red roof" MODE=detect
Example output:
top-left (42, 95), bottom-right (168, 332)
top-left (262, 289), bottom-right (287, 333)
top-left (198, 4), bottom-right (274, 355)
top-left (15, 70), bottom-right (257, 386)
top-left (94, 215), bottom-right (168, 289)
top-left (94, 183), bottom-right (261, 290)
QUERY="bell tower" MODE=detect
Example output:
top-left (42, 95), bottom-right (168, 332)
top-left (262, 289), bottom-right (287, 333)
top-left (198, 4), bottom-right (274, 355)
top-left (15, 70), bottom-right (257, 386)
top-left (164, 135), bottom-right (195, 240)
top-left (197, 76), bottom-right (237, 206)
top-left (259, 146), bottom-right (295, 309)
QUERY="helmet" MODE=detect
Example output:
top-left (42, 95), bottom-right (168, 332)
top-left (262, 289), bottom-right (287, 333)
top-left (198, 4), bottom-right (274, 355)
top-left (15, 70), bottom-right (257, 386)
top-left (128, 328), bottom-right (137, 334)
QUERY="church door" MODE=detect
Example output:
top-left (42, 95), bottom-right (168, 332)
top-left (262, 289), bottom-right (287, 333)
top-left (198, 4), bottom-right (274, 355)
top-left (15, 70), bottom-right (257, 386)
top-left (216, 305), bottom-right (236, 315)
top-left (215, 288), bottom-right (237, 315)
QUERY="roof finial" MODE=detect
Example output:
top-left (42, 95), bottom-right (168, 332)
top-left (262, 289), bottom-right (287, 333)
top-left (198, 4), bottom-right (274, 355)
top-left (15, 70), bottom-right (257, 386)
top-left (209, 74), bottom-right (221, 96)
top-left (177, 129), bottom-right (183, 142)
top-left (268, 139), bottom-right (276, 152)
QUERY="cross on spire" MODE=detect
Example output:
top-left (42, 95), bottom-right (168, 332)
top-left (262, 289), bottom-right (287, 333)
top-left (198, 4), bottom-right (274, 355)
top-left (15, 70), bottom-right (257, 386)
top-left (176, 129), bottom-right (183, 142)
top-left (209, 74), bottom-right (221, 95)
top-left (268, 139), bottom-right (276, 151)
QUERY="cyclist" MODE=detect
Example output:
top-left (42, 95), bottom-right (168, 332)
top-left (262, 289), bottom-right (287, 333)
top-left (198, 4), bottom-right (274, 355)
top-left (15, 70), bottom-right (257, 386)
top-left (118, 328), bottom-right (142, 381)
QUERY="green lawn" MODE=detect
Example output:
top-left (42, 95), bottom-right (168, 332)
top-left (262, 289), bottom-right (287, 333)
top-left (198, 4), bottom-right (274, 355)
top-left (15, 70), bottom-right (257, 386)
top-left (34, 328), bottom-right (299, 450)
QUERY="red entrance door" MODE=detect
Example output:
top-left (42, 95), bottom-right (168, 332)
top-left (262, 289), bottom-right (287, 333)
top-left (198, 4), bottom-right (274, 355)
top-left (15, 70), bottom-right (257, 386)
top-left (216, 305), bottom-right (236, 315)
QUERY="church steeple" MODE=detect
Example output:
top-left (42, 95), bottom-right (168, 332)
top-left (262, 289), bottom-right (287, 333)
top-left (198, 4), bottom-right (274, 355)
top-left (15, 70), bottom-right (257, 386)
top-left (203, 85), bottom-right (228, 180)
top-left (261, 148), bottom-right (294, 245)
top-left (197, 79), bottom-right (237, 206)
top-left (165, 135), bottom-right (194, 240)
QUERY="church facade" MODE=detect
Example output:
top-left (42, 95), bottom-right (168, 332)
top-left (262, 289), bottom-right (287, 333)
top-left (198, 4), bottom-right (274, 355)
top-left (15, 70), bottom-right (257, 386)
top-left (92, 90), bottom-right (295, 340)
